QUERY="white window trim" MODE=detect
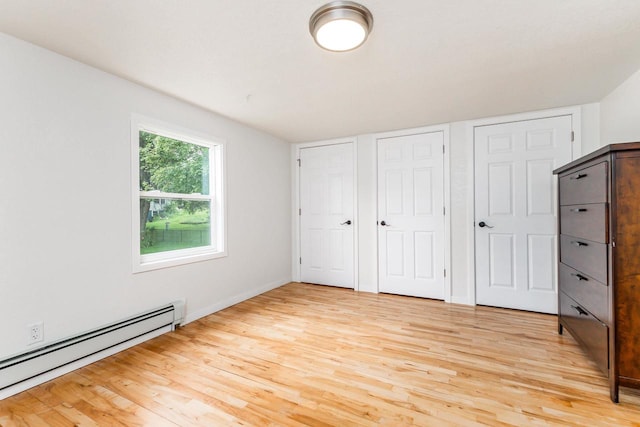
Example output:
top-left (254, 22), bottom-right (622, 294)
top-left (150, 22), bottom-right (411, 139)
top-left (131, 114), bottom-right (227, 273)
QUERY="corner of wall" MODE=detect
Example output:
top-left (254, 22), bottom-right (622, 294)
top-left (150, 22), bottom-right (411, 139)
top-left (600, 68), bottom-right (640, 144)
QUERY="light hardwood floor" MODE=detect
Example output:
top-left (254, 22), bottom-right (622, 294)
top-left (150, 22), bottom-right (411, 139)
top-left (2, 282), bottom-right (640, 426)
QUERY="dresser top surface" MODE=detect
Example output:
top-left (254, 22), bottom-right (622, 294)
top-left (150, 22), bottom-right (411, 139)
top-left (553, 141), bottom-right (640, 175)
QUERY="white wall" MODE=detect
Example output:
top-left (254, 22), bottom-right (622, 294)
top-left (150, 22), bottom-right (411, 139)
top-left (0, 33), bottom-right (291, 360)
top-left (356, 134), bottom-right (378, 293)
top-left (581, 103), bottom-right (601, 155)
top-left (601, 68), bottom-right (640, 144)
top-left (448, 122), bottom-right (473, 303)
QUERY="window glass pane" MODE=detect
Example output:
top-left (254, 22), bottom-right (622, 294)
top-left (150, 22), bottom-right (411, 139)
top-left (140, 199), bottom-right (212, 254)
top-left (139, 130), bottom-right (210, 195)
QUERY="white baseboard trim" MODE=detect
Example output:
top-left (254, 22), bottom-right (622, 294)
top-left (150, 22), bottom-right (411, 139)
top-left (356, 287), bottom-right (378, 294)
top-left (183, 278), bottom-right (290, 325)
top-left (0, 326), bottom-right (171, 400)
top-left (451, 295), bottom-right (474, 306)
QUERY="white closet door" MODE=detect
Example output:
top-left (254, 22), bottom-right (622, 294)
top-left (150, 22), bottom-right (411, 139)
top-left (474, 115), bottom-right (572, 313)
top-left (300, 144), bottom-right (354, 288)
top-left (378, 132), bottom-right (445, 299)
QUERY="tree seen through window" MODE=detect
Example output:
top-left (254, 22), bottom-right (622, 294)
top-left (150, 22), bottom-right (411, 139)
top-left (138, 130), bottom-right (212, 254)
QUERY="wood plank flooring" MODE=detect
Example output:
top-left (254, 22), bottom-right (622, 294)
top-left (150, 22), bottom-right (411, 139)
top-left (2, 282), bottom-right (640, 426)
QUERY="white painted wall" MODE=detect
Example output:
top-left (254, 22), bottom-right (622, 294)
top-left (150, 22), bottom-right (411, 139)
top-left (581, 103), bottom-right (601, 155)
top-left (449, 122), bottom-right (473, 303)
top-left (356, 134), bottom-right (378, 293)
top-left (601, 68), bottom-right (640, 144)
top-left (0, 33), bottom-right (291, 360)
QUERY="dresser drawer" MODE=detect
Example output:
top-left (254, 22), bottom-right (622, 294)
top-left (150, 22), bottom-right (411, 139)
top-left (559, 162), bottom-right (608, 205)
top-left (559, 263), bottom-right (608, 323)
top-left (560, 204), bottom-right (608, 243)
top-left (560, 235), bottom-right (607, 284)
top-left (560, 291), bottom-right (609, 374)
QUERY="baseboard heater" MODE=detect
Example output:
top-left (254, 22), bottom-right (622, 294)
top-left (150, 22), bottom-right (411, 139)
top-left (0, 301), bottom-right (185, 392)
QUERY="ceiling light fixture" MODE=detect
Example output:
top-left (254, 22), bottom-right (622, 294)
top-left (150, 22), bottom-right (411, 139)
top-left (309, 1), bottom-right (373, 52)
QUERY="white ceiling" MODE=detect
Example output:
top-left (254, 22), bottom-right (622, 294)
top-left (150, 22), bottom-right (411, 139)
top-left (1, 1), bottom-right (640, 143)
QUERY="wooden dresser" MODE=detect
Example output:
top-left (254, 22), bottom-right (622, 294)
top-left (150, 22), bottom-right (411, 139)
top-left (554, 142), bottom-right (640, 402)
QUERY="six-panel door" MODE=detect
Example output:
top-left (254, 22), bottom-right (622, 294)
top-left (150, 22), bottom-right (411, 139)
top-left (377, 131), bottom-right (445, 299)
top-left (474, 116), bottom-right (572, 313)
top-left (300, 144), bottom-right (355, 288)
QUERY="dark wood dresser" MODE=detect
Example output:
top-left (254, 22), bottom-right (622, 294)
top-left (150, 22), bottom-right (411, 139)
top-left (554, 142), bottom-right (640, 402)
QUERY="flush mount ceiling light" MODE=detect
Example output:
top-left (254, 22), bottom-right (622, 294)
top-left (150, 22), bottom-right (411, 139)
top-left (309, 1), bottom-right (373, 52)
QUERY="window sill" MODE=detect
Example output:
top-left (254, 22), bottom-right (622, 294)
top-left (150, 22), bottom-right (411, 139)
top-left (133, 249), bottom-right (227, 273)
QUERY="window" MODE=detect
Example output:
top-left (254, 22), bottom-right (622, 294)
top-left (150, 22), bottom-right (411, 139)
top-left (131, 115), bottom-right (225, 272)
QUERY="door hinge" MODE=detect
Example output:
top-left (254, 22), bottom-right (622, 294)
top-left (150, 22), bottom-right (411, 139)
top-left (297, 158), bottom-right (301, 167)
top-left (299, 257), bottom-right (302, 264)
top-left (444, 269), bottom-right (447, 277)
top-left (443, 145), bottom-right (445, 154)
top-left (443, 206), bottom-right (446, 215)
top-left (571, 131), bottom-right (575, 142)
top-left (299, 208), bottom-right (301, 216)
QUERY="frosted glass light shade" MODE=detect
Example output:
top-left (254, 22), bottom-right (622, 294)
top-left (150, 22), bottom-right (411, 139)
top-left (310, 2), bottom-right (373, 52)
top-left (316, 19), bottom-right (367, 51)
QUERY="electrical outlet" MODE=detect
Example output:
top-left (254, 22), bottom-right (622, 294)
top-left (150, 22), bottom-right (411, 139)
top-left (27, 322), bottom-right (44, 345)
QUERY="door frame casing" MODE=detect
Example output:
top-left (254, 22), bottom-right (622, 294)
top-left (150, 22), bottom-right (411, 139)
top-left (374, 124), bottom-right (451, 302)
top-left (292, 138), bottom-right (359, 290)
top-left (465, 106), bottom-right (582, 306)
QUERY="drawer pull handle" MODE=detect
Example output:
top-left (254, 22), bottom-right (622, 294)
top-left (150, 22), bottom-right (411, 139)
top-left (570, 208), bottom-right (588, 213)
top-left (571, 241), bottom-right (588, 247)
top-left (571, 305), bottom-right (589, 316)
top-left (570, 173), bottom-right (588, 180)
top-left (571, 273), bottom-right (588, 281)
